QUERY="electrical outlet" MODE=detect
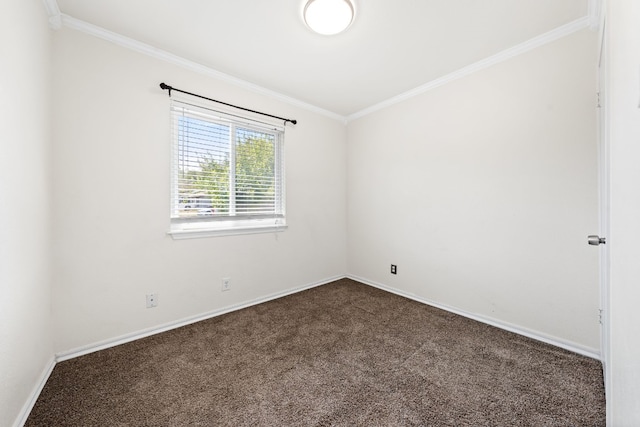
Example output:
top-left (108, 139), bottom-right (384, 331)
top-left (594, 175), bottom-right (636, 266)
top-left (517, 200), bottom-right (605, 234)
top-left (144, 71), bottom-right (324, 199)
top-left (391, 264), bottom-right (397, 275)
top-left (146, 293), bottom-right (158, 308)
top-left (222, 277), bottom-right (231, 292)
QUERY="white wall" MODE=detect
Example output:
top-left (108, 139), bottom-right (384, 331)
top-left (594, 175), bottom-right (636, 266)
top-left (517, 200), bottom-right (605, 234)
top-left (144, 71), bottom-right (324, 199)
top-left (347, 29), bottom-right (600, 354)
top-left (606, 0), bottom-right (640, 424)
top-left (50, 28), bottom-right (347, 354)
top-left (0, 4), bottom-right (616, 423)
top-left (0, 2), bottom-right (54, 426)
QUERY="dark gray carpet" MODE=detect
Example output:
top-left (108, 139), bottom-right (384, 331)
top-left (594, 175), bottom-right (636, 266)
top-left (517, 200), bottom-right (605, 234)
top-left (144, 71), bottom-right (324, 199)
top-left (26, 279), bottom-right (605, 426)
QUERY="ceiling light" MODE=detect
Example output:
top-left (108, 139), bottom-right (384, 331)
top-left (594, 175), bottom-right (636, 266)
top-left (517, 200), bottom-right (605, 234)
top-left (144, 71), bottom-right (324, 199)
top-left (304, 0), bottom-right (354, 36)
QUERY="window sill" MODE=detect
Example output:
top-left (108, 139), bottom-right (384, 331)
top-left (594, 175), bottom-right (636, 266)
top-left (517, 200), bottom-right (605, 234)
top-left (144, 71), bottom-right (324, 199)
top-left (168, 220), bottom-right (287, 240)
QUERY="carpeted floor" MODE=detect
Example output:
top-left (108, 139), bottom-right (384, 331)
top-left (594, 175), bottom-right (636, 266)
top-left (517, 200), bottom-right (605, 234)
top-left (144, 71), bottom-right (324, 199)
top-left (26, 278), bottom-right (605, 426)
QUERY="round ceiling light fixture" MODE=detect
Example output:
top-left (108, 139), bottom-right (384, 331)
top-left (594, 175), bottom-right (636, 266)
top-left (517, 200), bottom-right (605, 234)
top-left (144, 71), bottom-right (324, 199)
top-left (303, 0), bottom-right (355, 35)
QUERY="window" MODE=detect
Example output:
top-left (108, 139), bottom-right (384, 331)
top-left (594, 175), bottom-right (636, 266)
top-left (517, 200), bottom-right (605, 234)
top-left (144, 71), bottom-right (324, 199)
top-left (169, 100), bottom-right (285, 238)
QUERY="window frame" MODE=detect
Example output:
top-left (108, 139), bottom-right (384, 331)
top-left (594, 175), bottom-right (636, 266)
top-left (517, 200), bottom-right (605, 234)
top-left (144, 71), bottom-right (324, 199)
top-left (167, 99), bottom-right (286, 239)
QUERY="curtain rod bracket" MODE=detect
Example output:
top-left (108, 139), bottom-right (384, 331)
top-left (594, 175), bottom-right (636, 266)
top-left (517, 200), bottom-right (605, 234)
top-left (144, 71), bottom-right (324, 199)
top-left (159, 82), bottom-right (297, 125)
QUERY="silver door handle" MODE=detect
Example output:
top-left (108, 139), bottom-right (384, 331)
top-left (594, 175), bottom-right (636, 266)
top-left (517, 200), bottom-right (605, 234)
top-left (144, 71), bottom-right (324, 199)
top-left (588, 235), bottom-right (606, 246)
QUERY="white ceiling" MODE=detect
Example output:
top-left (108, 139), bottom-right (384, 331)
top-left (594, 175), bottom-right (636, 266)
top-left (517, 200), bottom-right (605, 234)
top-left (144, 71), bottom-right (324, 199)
top-left (52, 0), bottom-right (590, 117)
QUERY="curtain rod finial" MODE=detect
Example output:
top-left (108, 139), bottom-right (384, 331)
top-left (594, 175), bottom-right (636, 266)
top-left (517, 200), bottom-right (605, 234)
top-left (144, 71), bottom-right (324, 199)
top-left (160, 82), bottom-right (172, 97)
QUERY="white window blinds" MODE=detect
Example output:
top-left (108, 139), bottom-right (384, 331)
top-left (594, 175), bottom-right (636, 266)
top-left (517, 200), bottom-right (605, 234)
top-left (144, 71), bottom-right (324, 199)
top-left (170, 100), bottom-right (285, 236)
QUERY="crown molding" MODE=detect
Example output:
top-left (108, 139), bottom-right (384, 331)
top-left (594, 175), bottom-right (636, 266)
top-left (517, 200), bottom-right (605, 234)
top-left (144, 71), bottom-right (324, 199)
top-left (347, 16), bottom-right (591, 123)
top-left (588, 0), bottom-right (603, 31)
top-left (41, 0), bottom-right (61, 29)
top-left (54, 13), bottom-right (346, 123)
top-left (42, 1), bottom-right (591, 126)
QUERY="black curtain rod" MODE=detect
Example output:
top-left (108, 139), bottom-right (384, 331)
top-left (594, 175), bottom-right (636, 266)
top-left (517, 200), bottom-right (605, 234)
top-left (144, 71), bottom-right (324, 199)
top-left (159, 83), bottom-right (297, 125)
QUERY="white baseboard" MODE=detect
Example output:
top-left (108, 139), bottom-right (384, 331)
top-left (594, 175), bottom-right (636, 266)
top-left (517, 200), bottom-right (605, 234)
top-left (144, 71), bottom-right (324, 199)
top-left (347, 274), bottom-right (601, 360)
top-left (56, 275), bottom-right (344, 362)
top-left (22, 274), bottom-right (598, 426)
top-left (56, 273), bottom-right (601, 362)
top-left (13, 356), bottom-right (56, 427)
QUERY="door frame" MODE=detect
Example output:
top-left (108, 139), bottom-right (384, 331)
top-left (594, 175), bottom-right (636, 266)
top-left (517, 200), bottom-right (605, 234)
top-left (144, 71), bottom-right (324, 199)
top-left (595, 3), bottom-right (611, 423)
